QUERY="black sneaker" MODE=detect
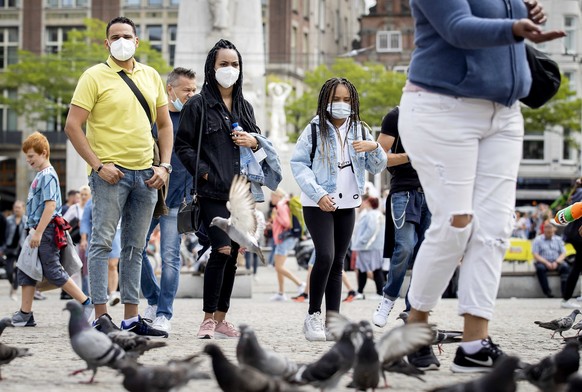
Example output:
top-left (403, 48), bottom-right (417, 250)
top-left (407, 345), bottom-right (440, 371)
top-left (121, 315), bottom-right (168, 338)
top-left (92, 313), bottom-right (120, 332)
top-left (450, 337), bottom-right (505, 373)
top-left (60, 290), bottom-right (73, 300)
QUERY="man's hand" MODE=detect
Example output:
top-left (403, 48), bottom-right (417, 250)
top-left (145, 166), bottom-right (169, 189)
top-left (98, 163), bottom-right (124, 185)
top-left (29, 230), bottom-right (42, 248)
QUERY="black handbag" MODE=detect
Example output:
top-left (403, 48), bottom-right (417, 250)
top-left (177, 98), bottom-right (205, 234)
top-left (520, 44), bottom-right (561, 109)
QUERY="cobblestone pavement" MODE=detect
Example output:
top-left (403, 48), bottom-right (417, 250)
top-left (0, 258), bottom-right (577, 391)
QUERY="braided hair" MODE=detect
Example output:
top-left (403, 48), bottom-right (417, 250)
top-left (203, 39), bottom-right (260, 134)
top-left (315, 77), bottom-right (360, 140)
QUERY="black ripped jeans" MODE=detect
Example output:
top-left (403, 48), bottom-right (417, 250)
top-left (304, 207), bottom-right (355, 315)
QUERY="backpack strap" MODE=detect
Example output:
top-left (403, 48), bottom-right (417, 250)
top-left (309, 122), bottom-right (317, 167)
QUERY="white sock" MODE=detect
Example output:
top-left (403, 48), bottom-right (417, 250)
top-left (122, 316), bottom-right (139, 326)
top-left (460, 339), bottom-right (485, 354)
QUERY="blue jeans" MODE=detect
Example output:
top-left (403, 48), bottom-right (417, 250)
top-left (383, 191), bottom-right (431, 303)
top-left (88, 167), bottom-right (157, 305)
top-left (141, 207), bottom-right (181, 319)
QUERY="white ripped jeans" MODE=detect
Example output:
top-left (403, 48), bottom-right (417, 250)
top-left (398, 91), bottom-right (523, 320)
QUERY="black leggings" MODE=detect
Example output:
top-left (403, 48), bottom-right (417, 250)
top-left (357, 269), bottom-right (385, 296)
top-left (304, 207), bottom-right (355, 314)
top-left (199, 197), bottom-right (239, 314)
top-left (563, 242), bottom-right (582, 301)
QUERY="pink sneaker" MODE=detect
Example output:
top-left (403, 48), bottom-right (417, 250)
top-left (214, 320), bottom-right (240, 339)
top-left (197, 318), bottom-right (217, 339)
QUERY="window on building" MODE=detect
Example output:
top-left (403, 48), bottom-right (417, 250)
top-left (523, 129), bottom-right (545, 161)
top-left (563, 128), bottom-right (575, 161)
top-left (147, 25), bottom-right (162, 52)
top-left (303, 0), bottom-right (309, 18)
top-left (0, 89), bottom-right (18, 132)
top-left (125, 0), bottom-right (140, 7)
top-left (291, 25), bottom-right (297, 65)
top-left (170, 0), bottom-right (180, 6)
top-left (0, 0), bottom-right (17, 7)
top-left (376, 31), bottom-right (402, 53)
top-left (0, 27), bottom-right (18, 70)
top-left (318, 0), bottom-right (325, 31)
top-left (46, 26), bottom-right (81, 54)
top-left (564, 16), bottom-right (578, 55)
top-left (46, 0), bottom-right (88, 7)
top-left (563, 71), bottom-right (576, 93)
top-left (148, 0), bottom-right (162, 6)
top-left (303, 32), bottom-right (309, 68)
top-left (292, 0), bottom-right (298, 12)
top-left (168, 24), bottom-right (177, 66)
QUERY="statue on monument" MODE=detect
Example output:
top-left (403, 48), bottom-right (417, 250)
top-left (268, 82), bottom-right (292, 145)
top-left (208, 0), bottom-right (229, 31)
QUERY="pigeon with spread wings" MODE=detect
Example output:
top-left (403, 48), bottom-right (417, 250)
top-left (210, 175), bottom-right (265, 264)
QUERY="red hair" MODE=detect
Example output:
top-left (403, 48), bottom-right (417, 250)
top-left (22, 132), bottom-right (50, 158)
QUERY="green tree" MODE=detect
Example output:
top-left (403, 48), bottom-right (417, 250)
top-left (0, 18), bottom-right (171, 129)
top-left (286, 58), bottom-right (406, 140)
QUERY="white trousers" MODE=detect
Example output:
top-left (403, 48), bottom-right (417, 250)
top-left (399, 91), bottom-right (523, 320)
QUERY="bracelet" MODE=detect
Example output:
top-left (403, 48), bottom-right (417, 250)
top-left (251, 143), bottom-right (260, 152)
top-left (96, 163), bottom-right (104, 173)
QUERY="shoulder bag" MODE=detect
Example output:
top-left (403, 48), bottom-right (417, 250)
top-left (520, 44), bottom-right (561, 109)
top-left (177, 97), bottom-right (205, 234)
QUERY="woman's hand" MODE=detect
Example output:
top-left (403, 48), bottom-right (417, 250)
top-left (318, 194), bottom-right (337, 212)
top-left (513, 19), bottom-right (566, 43)
top-left (352, 140), bottom-right (378, 153)
top-left (525, 0), bottom-right (546, 24)
top-left (231, 131), bottom-right (259, 149)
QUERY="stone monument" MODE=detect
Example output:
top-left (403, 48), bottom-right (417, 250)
top-left (175, 0), bottom-right (266, 130)
top-left (268, 82), bottom-right (291, 149)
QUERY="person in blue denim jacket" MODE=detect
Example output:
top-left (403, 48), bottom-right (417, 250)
top-left (290, 77), bottom-right (386, 341)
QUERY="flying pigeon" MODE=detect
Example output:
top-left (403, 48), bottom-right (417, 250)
top-left (236, 324), bottom-right (298, 378)
top-left (64, 300), bottom-right (126, 383)
top-left (0, 318), bottom-right (13, 337)
top-left (209, 175), bottom-right (265, 264)
top-left (204, 343), bottom-right (301, 392)
top-left (535, 310), bottom-right (582, 338)
top-left (516, 341), bottom-right (580, 392)
top-left (428, 355), bottom-right (520, 392)
top-left (96, 314), bottom-right (167, 359)
top-left (0, 341), bottom-right (31, 380)
top-left (292, 313), bottom-right (360, 391)
top-left (118, 353), bottom-right (210, 392)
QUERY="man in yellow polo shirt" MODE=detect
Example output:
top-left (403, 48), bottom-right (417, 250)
top-left (64, 16), bottom-right (172, 337)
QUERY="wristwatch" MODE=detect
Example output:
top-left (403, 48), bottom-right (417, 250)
top-left (160, 163), bottom-right (173, 174)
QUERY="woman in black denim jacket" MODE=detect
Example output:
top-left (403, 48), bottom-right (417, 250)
top-left (175, 39), bottom-right (271, 340)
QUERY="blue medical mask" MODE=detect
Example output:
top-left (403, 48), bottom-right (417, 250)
top-left (170, 88), bottom-right (183, 111)
top-left (327, 102), bottom-right (352, 119)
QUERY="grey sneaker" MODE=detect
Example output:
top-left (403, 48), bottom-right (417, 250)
top-left (12, 310), bottom-right (36, 327)
top-left (303, 312), bottom-right (326, 341)
top-left (83, 302), bottom-right (95, 324)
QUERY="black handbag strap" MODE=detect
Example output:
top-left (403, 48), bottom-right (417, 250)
top-left (188, 97), bottom-right (205, 200)
top-left (310, 122), bottom-right (317, 167)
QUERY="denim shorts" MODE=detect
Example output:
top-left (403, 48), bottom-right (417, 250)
top-left (274, 236), bottom-right (297, 256)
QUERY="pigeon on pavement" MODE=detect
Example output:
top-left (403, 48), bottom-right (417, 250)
top-left (535, 310), bottom-right (582, 338)
top-left (209, 175), bottom-right (265, 264)
top-left (96, 314), bottom-right (167, 359)
top-left (0, 318), bottom-right (13, 337)
top-left (236, 324), bottom-right (298, 378)
top-left (64, 300), bottom-right (126, 383)
top-left (0, 341), bottom-right (31, 380)
top-left (118, 353), bottom-right (210, 392)
top-left (428, 355), bottom-right (520, 392)
top-left (397, 312), bottom-right (462, 354)
top-left (517, 341), bottom-right (580, 392)
top-left (571, 319), bottom-right (582, 336)
top-left (291, 313), bottom-right (359, 391)
top-left (204, 343), bottom-right (301, 392)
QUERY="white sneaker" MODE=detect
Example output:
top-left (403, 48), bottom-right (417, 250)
top-left (143, 304), bottom-right (158, 321)
top-left (303, 312), bottom-right (326, 341)
top-left (372, 297), bottom-right (395, 327)
top-left (297, 282), bottom-right (307, 296)
top-left (152, 315), bottom-right (171, 332)
top-left (561, 299), bottom-right (581, 309)
top-left (354, 293), bottom-right (366, 300)
top-left (270, 293), bottom-right (288, 301)
top-left (108, 291), bottom-right (121, 306)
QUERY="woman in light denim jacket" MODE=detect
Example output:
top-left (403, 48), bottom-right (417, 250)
top-left (290, 77), bottom-right (386, 341)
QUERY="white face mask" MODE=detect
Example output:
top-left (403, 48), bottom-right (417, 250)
top-left (215, 66), bottom-right (240, 89)
top-left (109, 38), bottom-right (136, 61)
top-left (327, 102), bottom-right (352, 120)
